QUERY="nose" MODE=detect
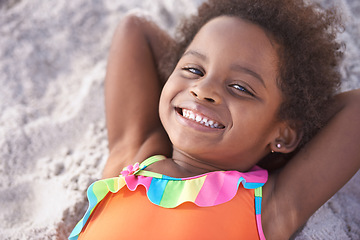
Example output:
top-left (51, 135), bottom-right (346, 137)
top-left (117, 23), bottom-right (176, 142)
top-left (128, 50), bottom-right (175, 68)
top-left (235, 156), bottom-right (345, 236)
top-left (189, 79), bottom-right (222, 104)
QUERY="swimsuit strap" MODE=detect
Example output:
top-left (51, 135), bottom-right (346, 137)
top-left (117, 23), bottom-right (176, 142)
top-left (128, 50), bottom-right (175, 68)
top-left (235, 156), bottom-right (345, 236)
top-left (139, 155), bottom-right (167, 170)
top-left (255, 187), bottom-right (266, 240)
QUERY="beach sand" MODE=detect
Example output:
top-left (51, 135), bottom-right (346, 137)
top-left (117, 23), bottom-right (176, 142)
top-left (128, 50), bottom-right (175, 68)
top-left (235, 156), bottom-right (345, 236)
top-left (0, 0), bottom-right (359, 239)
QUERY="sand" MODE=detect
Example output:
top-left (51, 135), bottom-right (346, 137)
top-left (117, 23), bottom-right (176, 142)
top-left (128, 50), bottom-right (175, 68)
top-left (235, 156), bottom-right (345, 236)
top-left (0, 0), bottom-right (359, 239)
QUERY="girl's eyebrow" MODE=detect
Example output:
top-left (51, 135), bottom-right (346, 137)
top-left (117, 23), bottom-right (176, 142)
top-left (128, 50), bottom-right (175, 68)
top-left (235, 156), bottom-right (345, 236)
top-left (230, 64), bottom-right (266, 88)
top-left (182, 50), bottom-right (208, 62)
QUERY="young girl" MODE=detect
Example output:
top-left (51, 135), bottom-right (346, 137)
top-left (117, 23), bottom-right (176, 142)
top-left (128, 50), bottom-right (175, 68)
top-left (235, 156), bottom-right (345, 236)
top-left (69, 0), bottom-right (360, 239)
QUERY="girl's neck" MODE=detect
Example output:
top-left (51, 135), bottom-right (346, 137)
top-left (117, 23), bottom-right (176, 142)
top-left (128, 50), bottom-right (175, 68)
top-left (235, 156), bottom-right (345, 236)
top-left (171, 148), bottom-right (225, 176)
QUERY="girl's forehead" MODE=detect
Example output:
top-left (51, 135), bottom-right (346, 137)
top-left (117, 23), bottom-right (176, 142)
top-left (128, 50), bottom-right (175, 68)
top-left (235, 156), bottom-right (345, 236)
top-left (192, 16), bottom-right (275, 50)
top-left (186, 16), bottom-right (280, 81)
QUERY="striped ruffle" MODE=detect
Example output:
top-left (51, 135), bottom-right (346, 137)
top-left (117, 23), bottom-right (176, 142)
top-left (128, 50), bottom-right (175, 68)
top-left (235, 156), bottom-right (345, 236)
top-left (69, 155), bottom-right (268, 240)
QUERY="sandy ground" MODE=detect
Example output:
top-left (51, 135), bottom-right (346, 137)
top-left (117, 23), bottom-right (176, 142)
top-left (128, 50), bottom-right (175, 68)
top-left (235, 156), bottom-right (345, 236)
top-left (0, 0), bottom-right (359, 239)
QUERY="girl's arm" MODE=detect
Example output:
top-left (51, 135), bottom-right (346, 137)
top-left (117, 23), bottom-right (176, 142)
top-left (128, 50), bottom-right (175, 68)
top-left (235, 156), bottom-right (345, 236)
top-left (102, 15), bottom-right (174, 178)
top-left (263, 89), bottom-right (360, 239)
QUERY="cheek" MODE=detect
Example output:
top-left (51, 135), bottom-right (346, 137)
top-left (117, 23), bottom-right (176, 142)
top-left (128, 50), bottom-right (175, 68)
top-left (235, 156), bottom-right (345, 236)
top-left (161, 75), bottom-right (177, 98)
top-left (229, 106), bottom-right (275, 141)
top-left (159, 78), bottom-right (176, 107)
top-left (158, 81), bottom-right (179, 132)
top-left (158, 92), bottom-right (169, 128)
top-left (161, 76), bottom-right (189, 106)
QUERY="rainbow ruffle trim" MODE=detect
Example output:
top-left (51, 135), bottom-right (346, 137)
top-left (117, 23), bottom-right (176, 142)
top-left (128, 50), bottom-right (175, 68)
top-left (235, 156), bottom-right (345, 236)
top-left (69, 155), bottom-right (268, 240)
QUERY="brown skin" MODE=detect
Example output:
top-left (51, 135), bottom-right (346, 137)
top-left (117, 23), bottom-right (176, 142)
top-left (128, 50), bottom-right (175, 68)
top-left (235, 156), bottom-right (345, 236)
top-left (158, 17), bottom-right (296, 174)
top-left (103, 14), bottom-right (360, 240)
top-left (102, 15), bottom-right (173, 178)
top-left (170, 0), bottom-right (344, 150)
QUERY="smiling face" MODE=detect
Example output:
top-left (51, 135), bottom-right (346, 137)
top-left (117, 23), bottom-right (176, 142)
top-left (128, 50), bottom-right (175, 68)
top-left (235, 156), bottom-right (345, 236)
top-left (159, 16), bottom-right (285, 171)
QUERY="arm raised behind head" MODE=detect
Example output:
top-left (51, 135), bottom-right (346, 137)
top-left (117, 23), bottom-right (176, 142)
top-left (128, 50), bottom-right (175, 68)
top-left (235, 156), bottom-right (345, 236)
top-left (102, 14), bottom-right (174, 178)
top-left (262, 89), bottom-right (360, 239)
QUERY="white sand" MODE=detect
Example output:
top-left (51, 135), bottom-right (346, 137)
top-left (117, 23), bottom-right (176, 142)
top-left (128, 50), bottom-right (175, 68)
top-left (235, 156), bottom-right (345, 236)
top-left (0, 0), bottom-right (359, 239)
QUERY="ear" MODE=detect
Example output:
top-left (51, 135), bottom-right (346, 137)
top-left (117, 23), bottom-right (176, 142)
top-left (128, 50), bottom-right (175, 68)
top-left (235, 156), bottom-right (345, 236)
top-left (271, 122), bottom-right (302, 154)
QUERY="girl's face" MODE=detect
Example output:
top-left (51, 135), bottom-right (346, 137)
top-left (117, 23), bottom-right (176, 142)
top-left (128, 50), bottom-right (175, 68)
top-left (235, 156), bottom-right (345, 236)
top-left (159, 16), bottom-right (284, 171)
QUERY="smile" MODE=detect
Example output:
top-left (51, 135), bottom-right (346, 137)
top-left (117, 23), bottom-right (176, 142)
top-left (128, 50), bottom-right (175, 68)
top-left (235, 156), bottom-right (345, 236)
top-left (176, 107), bottom-right (225, 129)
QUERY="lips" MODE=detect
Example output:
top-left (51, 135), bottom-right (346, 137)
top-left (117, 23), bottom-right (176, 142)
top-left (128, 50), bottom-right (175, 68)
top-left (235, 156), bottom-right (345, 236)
top-left (175, 107), bottom-right (225, 129)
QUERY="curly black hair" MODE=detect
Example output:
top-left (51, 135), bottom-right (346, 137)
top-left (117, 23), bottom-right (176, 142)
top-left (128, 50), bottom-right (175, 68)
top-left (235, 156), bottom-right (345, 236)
top-left (161, 0), bottom-right (343, 152)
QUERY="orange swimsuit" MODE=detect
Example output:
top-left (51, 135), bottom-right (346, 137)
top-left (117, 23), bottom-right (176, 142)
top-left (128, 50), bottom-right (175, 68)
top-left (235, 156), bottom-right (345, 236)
top-left (69, 155), bottom-right (268, 240)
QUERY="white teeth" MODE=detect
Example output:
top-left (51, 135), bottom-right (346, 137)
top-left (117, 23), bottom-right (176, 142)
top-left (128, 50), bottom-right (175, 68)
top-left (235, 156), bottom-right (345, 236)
top-left (201, 118), bottom-right (209, 127)
top-left (181, 109), bottom-right (223, 129)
